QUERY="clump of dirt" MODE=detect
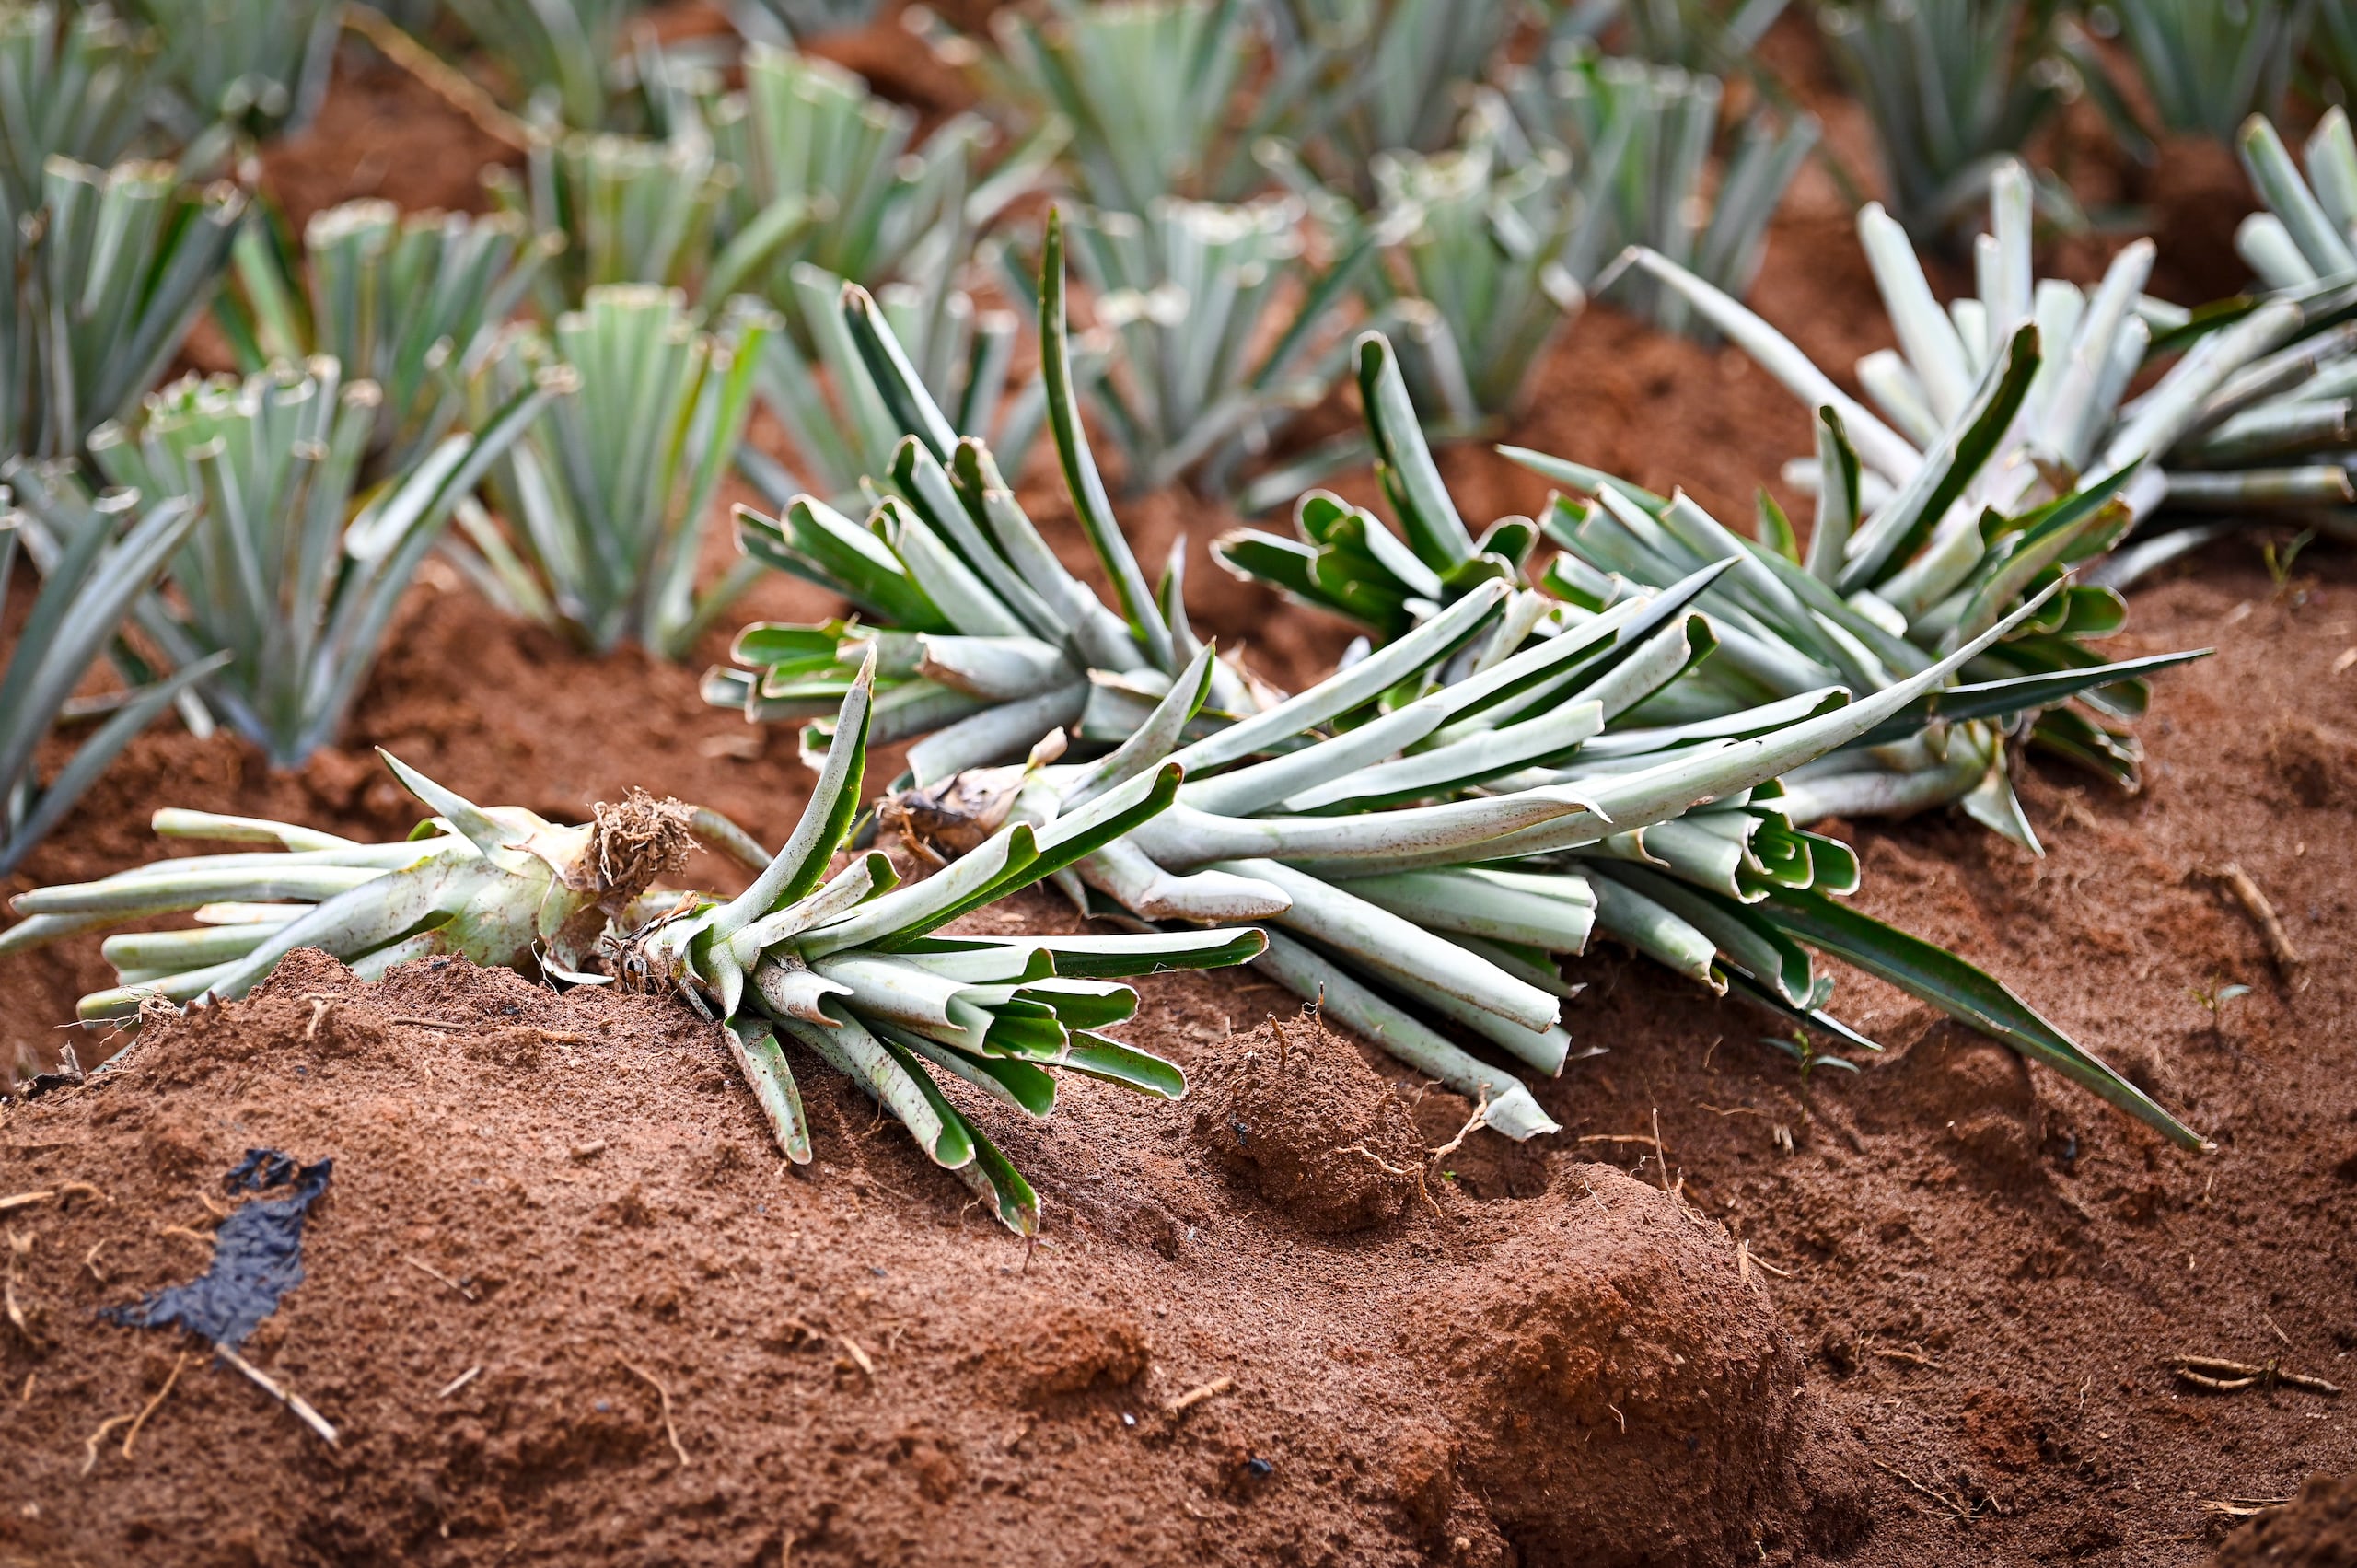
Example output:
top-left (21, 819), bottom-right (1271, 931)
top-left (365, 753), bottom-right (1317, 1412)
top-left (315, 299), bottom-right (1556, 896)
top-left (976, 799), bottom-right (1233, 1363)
top-left (2212, 1471), bottom-right (2357, 1567)
top-left (1436, 1167), bottom-right (1871, 1565)
top-left (1866, 1020), bottom-right (2049, 1182)
top-left (2267, 718), bottom-right (2357, 810)
top-left (1006, 1302), bottom-right (1152, 1400)
top-left (1189, 1019), bottom-right (1425, 1234)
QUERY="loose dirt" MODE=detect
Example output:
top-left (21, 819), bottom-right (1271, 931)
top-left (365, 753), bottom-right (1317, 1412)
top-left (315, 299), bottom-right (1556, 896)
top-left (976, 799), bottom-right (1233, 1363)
top-left (2, 955), bottom-right (1857, 1568)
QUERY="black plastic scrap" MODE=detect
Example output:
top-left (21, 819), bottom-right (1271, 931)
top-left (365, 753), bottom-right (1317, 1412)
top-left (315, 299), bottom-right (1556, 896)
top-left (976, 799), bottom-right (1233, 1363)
top-left (105, 1148), bottom-right (332, 1350)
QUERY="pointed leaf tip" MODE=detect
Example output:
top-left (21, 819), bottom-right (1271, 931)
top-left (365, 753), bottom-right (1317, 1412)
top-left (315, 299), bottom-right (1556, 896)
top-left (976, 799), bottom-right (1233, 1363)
top-left (376, 749), bottom-right (511, 855)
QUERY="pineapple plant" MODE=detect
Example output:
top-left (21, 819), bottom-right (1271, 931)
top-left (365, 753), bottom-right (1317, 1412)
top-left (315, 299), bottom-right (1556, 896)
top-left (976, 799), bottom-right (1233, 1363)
top-left (0, 482), bottom-right (219, 875)
top-left (128, 0), bottom-right (340, 141)
top-left (708, 201), bottom-right (2204, 1154)
top-left (0, 4), bottom-right (157, 215)
top-left (2101, 0), bottom-right (2309, 145)
top-left (1531, 158), bottom-right (2340, 832)
top-left (441, 0), bottom-right (645, 129)
top-left (484, 128), bottom-right (795, 310)
top-left (0, 672), bottom-right (1260, 1235)
top-left (215, 198), bottom-right (561, 476)
top-left (1051, 194), bottom-right (1375, 494)
top-left (1344, 93), bottom-right (1585, 429)
top-left (1499, 43), bottom-right (1816, 343)
top-left (10, 357), bottom-right (560, 767)
top-left (709, 218), bottom-right (1265, 785)
top-left (708, 46), bottom-right (1061, 505)
top-left (447, 285), bottom-right (773, 660)
top-left (932, 0), bottom-right (1271, 213)
top-left (889, 570), bottom-right (2205, 1155)
top-left (1259, 0), bottom-right (1525, 199)
top-left (1815, 0), bottom-right (2074, 239)
top-left (724, 0), bottom-right (882, 46)
top-left (3, 158), bottom-right (246, 459)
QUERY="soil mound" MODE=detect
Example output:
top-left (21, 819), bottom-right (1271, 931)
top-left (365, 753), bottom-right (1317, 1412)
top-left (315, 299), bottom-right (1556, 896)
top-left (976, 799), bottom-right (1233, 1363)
top-left (3, 952), bottom-right (1858, 1567)
top-left (2212, 1471), bottom-right (2357, 1568)
top-left (1188, 1019), bottom-right (1424, 1234)
top-left (1436, 1167), bottom-right (1870, 1564)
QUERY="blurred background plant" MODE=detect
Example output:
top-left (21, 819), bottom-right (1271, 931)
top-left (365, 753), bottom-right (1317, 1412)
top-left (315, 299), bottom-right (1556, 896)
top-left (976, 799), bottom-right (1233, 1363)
top-left (3, 158), bottom-right (247, 461)
top-left (1500, 41), bottom-right (1817, 339)
top-left (12, 359), bottom-right (557, 767)
top-left (449, 285), bottom-right (774, 659)
top-left (0, 482), bottom-right (217, 876)
top-left (707, 45), bottom-right (1036, 305)
top-left (928, 0), bottom-right (1273, 212)
top-left (440, 0), bottom-right (645, 129)
top-left (483, 128), bottom-right (784, 309)
top-left (1562, 0), bottom-right (1794, 71)
top-left (2085, 0), bottom-right (2311, 147)
top-left (2314, 2), bottom-right (2357, 109)
top-left (1046, 194), bottom-right (1375, 495)
top-left (741, 258), bottom-right (1048, 512)
top-left (1814, 0), bottom-right (2076, 240)
top-left (0, 4), bottom-right (161, 216)
top-left (126, 0), bottom-right (341, 141)
top-left (714, 45), bottom-right (1062, 503)
top-left (1341, 98), bottom-right (1588, 431)
top-left (1258, 0), bottom-right (1528, 200)
top-left (725, 0), bottom-right (885, 48)
top-left (215, 198), bottom-right (560, 477)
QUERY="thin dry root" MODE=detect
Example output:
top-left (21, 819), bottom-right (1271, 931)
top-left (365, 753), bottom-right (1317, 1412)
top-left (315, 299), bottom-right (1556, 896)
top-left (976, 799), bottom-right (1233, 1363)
top-left (2170, 1354), bottom-right (2341, 1396)
top-left (341, 4), bottom-right (536, 152)
top-left (402, 1255), bottom-right (478, 1303)
top-left (622, 1361), bottom-right (691, 1467)
top-left (1426, 1089), bottom-right (1490, 1165)
top-left (1167, 1376), bottom-right (1234, 1415)
top-left (5, 1229), bottom-right (38, 1350)
top-left (2206, 863), bottom-right (2304, 977)
top-left (122, 1350), bottom-right (190, 1458)
top-left (215, 1342), bottom-right (340, 1446)
top-left (82, 1413), bottom-right (135, 1475)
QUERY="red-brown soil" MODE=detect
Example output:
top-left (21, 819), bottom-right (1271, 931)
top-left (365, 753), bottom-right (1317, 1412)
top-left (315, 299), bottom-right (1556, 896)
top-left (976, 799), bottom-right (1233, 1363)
top-left (0, 970), bottom-right (1869, 1567)
top-left (2212, 1471), bottom-right (2357, 1567)
top-left (6, 9), bottom-right (2357, 1568)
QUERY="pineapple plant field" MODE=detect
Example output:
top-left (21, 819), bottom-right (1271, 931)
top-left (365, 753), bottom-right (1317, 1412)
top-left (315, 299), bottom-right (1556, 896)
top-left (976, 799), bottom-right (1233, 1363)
top-left (2, 3), bottom-right (2354, 1564)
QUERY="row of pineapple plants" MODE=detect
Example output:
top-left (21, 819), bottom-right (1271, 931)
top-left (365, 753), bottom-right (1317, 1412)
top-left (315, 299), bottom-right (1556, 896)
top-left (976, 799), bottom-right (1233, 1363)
top-left (6, 0), bottom-right (2349, 1225)
top-left (0, 195), bottom-right (2234, 1216)
top-left (2, 237), bottom-right (2212, 1236)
